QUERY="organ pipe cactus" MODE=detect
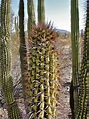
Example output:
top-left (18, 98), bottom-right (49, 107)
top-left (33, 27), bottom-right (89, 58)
top-left (28, 23), bottom-right (59, 119)
top-left (71, 0), bottom-right (79, 117)
top-left (38, 0), bottom-right (45, 23)
top-left (19, 0), bottom-right (29, 114)
top-left (0, 0), bottom-right (22, 118)
top-left (75, 0), bottom-right (89, 118)
top-left (27, 0), bottom-right (36, 37)
top-left (15, 16), bottom-right (19, 38)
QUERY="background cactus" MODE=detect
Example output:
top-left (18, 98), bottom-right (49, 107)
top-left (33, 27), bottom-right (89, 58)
top-left (27, 23), bottom-right (59, 119)
top-left (38, 0), bottom-right (45, 23)
top-left (27, 0), bottom-right (36, 37)
top-left (71, 0), bottom-right (79, 118)
top-left (75, 0), bottom-right (89, 118)
top-left (15, 16), bottom-right (19, 39)
top-left (19, 0), bottom-right (30, 115)
top-left (0, 0), bottom-right (22, 118)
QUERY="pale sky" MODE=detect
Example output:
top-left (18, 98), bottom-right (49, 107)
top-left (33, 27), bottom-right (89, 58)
top-left (0, 0), bottom-right (85, 31)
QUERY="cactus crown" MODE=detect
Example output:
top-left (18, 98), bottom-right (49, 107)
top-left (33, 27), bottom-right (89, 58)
top-left (30, 23), bottom-right (58, 42)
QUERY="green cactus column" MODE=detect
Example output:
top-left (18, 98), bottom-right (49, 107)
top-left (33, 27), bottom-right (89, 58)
top-left (19, 0), bottom-right (29, 112)
top-left (38, 0), bottom-right (45, 23)
top-left (49, 46), bottom-right (59, 118)
top-left (71, 0), bottom-right (79, 117)
top-left (75, 0), bottom-right (89, 118)
top-left (44, 43), bottom-right (51, 119)
top-left (0, 0), bottom-right (22, 118)
top-left (15, 16), bottom-right (19, 38)
top-left (27, 0), bottom-right (35, 37)
top-left (28, 23), bottom-right (59, 119)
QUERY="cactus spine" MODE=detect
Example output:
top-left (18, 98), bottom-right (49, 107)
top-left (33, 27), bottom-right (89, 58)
top-left (38, 0), bottom-right (45, 23)
top-left (28, 23), bottom-right (59, 119)
top-left (0, 0), bottom-right (22, 118)
top-left (27, 0), bottom-right (35, 37)
top-left (71, 0), bottom-right (79, 117)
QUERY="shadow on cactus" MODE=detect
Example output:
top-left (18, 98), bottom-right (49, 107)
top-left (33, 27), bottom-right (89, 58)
top-left (27, 22), bottom-right (60, 119)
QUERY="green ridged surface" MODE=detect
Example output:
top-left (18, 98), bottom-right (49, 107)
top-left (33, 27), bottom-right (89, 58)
top-left (19, 0), bottom-right (28, 113)
top-left (75, 0), bottom-right (89, 118)
top-left (49, 48), bottom-right (58, 118)
top-left (15, 16), bottom-right (19, 38)
top-left (0, 0), bottom-right (22, 118)
top-left (28, 23), bottom-right (59, 119)
top-left (71, 0), bottom-right (79, 117)
top-left (38, 0), bottom-right (45, 23)
top-left (27, 0), bottom-right (35, 37)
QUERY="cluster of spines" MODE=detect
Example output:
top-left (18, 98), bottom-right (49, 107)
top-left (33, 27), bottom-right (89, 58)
top-left (27, 23), bottom-right (59, 119)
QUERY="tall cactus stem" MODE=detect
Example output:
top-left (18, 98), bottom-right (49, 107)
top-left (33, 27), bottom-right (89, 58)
top-left (27, 0), bottom-right (36, 37)
top-left (0, 0), bottom-right (22, 118)
top-left (75, 0), bottom-right (89, 118)
top-left (71, 0), bottom-right (79, 117)
top-left (19, 0), bottom-right (28, 106)
top-left (38, 0), bottom-right (45, 23)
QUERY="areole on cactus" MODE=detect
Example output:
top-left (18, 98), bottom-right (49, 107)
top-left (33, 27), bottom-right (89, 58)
top-left (27, 23), bottom-right (59, 119)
